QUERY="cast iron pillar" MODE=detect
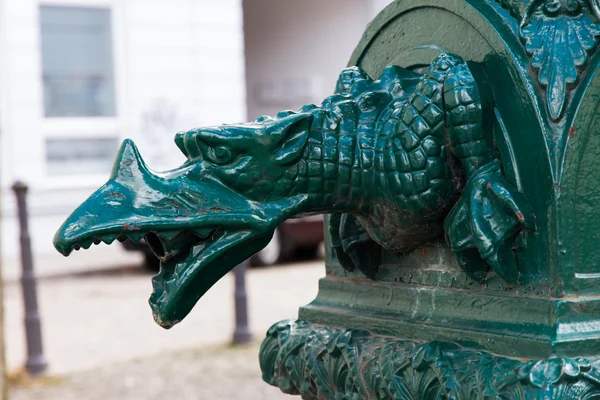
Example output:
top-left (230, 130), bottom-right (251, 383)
top-left (53, 0), bottom-right (600, 397)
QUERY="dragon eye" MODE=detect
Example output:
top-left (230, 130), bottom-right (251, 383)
top-left (206, 145), bottom-right (234, 165)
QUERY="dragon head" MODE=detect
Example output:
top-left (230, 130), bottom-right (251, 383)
top-left (54, 113), bottom-right (314, 328)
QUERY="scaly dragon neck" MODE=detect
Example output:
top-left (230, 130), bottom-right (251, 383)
top-left (287, 103), bottom-right (386, 215)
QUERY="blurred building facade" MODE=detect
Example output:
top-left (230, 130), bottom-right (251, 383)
top-left (244, 0), bottom-right (387, 120)
top-left (0, 0), bottom-right (389, 275)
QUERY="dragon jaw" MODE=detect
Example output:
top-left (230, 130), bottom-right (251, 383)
top-left (53, 139), bottom-right (307, 328)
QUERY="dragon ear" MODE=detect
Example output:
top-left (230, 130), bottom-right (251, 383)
top-left (270, 114), bottom-right (313, 166)
top-left (174, 129), bottom-right (203, 160)
top-left (174, 131), bottom-right (191, 158)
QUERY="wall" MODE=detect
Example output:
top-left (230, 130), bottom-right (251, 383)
top-left (370, 0), bottom-right (394, 18)
top-left (0, 0), bottom-right (8, 394)
top-left (243, 0), bottom-right (374, 119)
top-left (0, 0), bottom-right (247, 277)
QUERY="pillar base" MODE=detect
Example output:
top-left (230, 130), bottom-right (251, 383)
top-left (260, 320), bottom-right (600, 399)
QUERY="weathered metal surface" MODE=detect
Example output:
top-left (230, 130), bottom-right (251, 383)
top-left (51, 0), bottom-right (600, 396)
top-left (260, 320), bottom-right (600, 399)
top-left (54, 53), bottom-right (531, 328)
top-left (295, 0), bottom-right (600, 363)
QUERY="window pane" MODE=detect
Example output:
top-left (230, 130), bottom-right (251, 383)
top-left (46, 138), bottom-right (119, 176)
top-left (40, 6), bottom-right (116, 117)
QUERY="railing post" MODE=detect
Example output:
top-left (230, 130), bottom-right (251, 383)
top-left (12, 181), bottom-right (47, 375)
top-left (232, 260), bottom-right (252, 345)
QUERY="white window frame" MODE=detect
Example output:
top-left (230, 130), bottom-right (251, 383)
top-left (39, 0), bottom-right (128, 189)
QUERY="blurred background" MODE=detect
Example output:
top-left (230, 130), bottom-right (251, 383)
top-left (0, 0), bottom-right (391, 398)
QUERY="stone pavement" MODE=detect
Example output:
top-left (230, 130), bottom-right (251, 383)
top-left (10, 344), bottom-right (290, 400)
top-left (5, 258), bottom-right (324, 398)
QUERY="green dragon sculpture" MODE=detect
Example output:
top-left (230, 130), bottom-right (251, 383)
top-left (54, 53), bottom-right (534, 328)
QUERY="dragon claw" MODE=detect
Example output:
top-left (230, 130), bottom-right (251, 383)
top-left (454, 248), bottom-right (490, 283)
top-left (329, 213), bottom-right (381, 279)
top-left (445, 163), bottom-right (534, 284)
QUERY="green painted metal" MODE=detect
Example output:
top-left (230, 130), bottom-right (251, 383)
top-left (54, 53), bottom-right (531, 328)
top-left (52, 0), bottom-right (600, 396)
top-left (260, 319), bottom-right (600, 399)
top-left (297, 0), bottom-right (600, 362)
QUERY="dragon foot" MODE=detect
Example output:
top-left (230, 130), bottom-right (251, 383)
top-left (329, 213), bottom-right (381, 279)
top-left (444, 161), bottom-right (534, 284)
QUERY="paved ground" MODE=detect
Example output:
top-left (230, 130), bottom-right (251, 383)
top-left (9, 344), bottom-right (290, 400)
top-left (5, 257), bottom-right (324, 399)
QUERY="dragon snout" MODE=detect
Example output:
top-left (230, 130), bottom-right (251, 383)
top-left (53, 138), bottom-right (307, 328)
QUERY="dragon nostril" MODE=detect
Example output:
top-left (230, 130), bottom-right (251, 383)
top-left (145, 233), bottom-right (166, 259)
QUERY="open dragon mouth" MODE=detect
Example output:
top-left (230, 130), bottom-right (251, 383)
top-left (58, 227), bottom-right (215, 256)
top-left (58, 224), bottom-right (271, 329)
top-left (147, 227), bottom-right (272, 328)
top-left (53, 139), bottom-right (297, 328)
top-left (143, 229), bottom-right (215, 264)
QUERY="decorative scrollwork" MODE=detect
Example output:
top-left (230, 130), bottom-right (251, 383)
top-left (494, 0), bottom-right (600, 120)
top-left (260, 319), bottom-right (600, 399)
top-left (521, 1), bottom-right (600, 120)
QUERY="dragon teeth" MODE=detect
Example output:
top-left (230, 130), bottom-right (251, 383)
top-left (128, 233), bottom-right (144, 242)
top-left (191, 242), bottom-right (207, 258)
top-left (156, 231), bottom-right (179, 240)
top-left (194, 228), bottom-right (214, 238)
top-left (70, 233), bottom-right (123, 252)
top-left (100, 234), bottom-right (118, 244)
top-left (174, 262), bottom-right (185, 277)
